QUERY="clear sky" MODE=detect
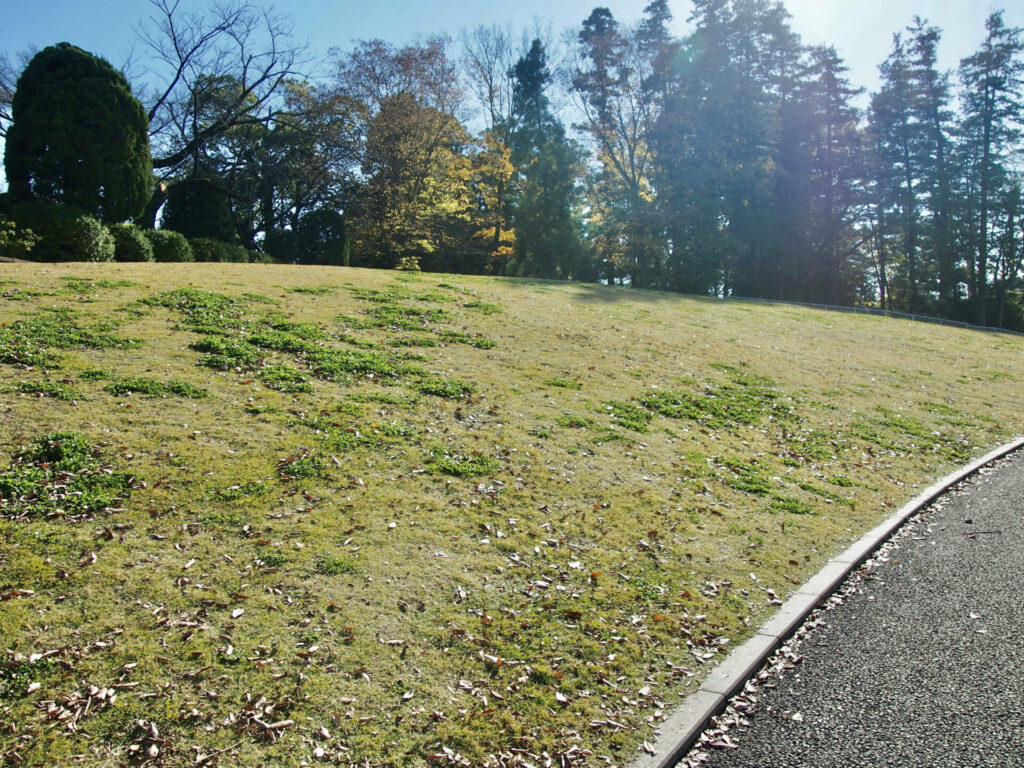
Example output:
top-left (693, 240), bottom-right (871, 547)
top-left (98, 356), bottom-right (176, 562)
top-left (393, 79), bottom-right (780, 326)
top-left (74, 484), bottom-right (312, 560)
top-left (2, 1), bottom-right (1022, 98)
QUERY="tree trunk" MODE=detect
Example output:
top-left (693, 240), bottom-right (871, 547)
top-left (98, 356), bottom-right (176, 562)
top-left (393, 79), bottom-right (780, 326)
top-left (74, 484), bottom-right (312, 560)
top-left (135, 183), bottom-right (169, 229)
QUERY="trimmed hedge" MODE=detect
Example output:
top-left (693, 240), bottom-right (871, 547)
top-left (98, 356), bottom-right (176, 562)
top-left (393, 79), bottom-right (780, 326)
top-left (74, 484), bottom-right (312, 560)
top-left (111, 222), bottom-right (154, 262)
top-left (146, 229), bottom-right (194, 262)
top-left (9, 200), bottom-right (114, 262)
top-left (190, 237), bottom-right (249, 263)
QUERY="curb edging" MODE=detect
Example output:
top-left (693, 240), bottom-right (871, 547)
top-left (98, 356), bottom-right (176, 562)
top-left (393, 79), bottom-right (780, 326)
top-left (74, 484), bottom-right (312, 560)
top-left (631, 435), bottom-right (1024, 768)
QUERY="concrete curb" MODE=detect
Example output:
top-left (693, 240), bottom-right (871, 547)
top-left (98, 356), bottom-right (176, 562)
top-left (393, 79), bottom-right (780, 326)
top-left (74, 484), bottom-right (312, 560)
top-left (631, 435), bottom-right (1024, 768)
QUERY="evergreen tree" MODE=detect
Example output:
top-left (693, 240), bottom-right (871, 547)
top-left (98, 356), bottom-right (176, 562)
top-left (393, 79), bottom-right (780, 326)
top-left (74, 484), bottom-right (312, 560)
top-left (573, 3), bottom-right (670, 288)
top-left (958, 12), bottom-right (1024, 324)
top-left (161, 178), bottom-right (238, 243)
top-left (4, 43), bottom-right (151, 222)
top-left (907, 18), bottom-right (956, 312)
top-left (508, 40), bottom-right (585, 279)
top-left (800, 46), bottom-right (864, 305)
top-left (869, 33), bottom-right (926, 311)
top-left (655, 0), bottom-right (803, 298)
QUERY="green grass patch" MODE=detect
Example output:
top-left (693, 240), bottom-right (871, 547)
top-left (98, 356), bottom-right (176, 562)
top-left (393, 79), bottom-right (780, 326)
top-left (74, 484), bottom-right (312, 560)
top-left (268, 319), bottom-right (330, 340)
top-left (141, 287), bottom-right (249, 332)
top-left (248, 329), bottom-right (318, 354)
top-left (338, 333), bottom-right (385, 350)
top-left (367, 303), bottom-right (448, 330)
top-left (374, 420), bottom-right (418, 437)
top-left (11, 380), bottom-right (79, 400)
top-left (277, 450), bottom-right (323, 480)
top-left (105, 377), bottom-right (208, 398)
top-left (314, 554), bottom-right (358, 575)
top-left (770, 496), bottom-right (816, 515)
top-left (347, 287), bottom-right (411, 303)
top-left (0, 308), bottom-right (139, 369)
top-left (3, 287), bottom-right (54, 300)
top-left (0, 432), bottom-right (136, 520)
top-left (641, 368), bottom-right (793, 430)
top-left (348, 391), bottom-right (419, 406)
top-left (557, 413), bottom-right (594, 428)
top-left (463, 300), bottom-right (501, 314)
top-left (306, 346), bottom-right (400, 381)
top-left (258, 364), bottom-right (314, 393)
top-left (0, 658), bottom-right (59, 701)
top-left (430, 449), bottom-right (500, 477)
top-left (79, 369), bottom-right (112, 381)
top-left (717, 457), bottom-right (774, 495)
top-left (60, 277), bottom-right (136, 294)
top-left (416, 375), bottom-right (475, 398)
top-left (257, 550), bottom-right (289, 568)
top-left (191, 336), bottom-right (262, 368)
top-left (544, 377), bottom-right (582, 389)
top-left (436, 330), bottom-right (498, 349)
top-left (602, 400), bottom-right (653, 432)
top-left (388, 335), bottom-right (439, 347)
top-left (213, 481), bottom-right (270, 501)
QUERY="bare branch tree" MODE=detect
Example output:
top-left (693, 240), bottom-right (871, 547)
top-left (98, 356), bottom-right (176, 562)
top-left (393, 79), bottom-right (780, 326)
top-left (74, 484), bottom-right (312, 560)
top-left (136, 0), bottom-right (307, 173)
top-left (0, 48), bottom-right (38, 139)
top-left (0, 51), bottom-right (15, 139)
top-left (461, 24), bottom-right (517, 133)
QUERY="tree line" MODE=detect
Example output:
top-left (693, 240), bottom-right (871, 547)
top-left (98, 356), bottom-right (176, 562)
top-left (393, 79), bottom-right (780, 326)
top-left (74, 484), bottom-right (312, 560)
top-left (1, 0), bottom-right (1023, 330)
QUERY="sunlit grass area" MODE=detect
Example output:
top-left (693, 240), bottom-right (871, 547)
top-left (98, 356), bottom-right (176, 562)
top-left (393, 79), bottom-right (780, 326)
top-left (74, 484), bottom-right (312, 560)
top-left (2, 262), bottom-right (1022, 767)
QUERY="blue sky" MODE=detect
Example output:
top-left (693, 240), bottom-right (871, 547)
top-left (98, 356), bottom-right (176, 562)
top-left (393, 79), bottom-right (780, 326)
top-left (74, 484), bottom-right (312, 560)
top-left (3, 1), bottom-right (1022, 97)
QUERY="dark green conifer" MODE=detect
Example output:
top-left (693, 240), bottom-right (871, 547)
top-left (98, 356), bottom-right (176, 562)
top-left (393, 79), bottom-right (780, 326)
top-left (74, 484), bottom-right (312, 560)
top-left (4, 43), bottom-right (151, 222)
top-left (161, 179), bottom-right (238, 243)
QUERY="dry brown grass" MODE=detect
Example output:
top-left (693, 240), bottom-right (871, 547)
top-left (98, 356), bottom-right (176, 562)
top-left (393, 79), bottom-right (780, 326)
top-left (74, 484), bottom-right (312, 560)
top-left (1, 262), bottom-right (1021, 767)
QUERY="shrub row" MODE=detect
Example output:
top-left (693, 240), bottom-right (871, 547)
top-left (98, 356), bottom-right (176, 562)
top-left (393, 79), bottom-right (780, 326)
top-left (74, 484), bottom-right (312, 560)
top-left (0, 200), bottom-right (267, 263)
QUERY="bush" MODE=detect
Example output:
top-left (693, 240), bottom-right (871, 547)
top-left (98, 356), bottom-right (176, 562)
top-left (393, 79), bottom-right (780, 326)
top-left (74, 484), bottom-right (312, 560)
top-left (263, 228), bottom-right (295, 262)
top-left (295, 209), bottom-right (350, 266)
top-left (161, 179), bottom-right (238, 242)
top-left (190, 237), bottom-right (249, 263)
top-left (0, 219), bottom-right (39, 260)
top-left (146, 229), bottom-right (194, 262)
top-left (248, 249), bottom-right (275, 264)
top-left (110, 222), bottom-right (154, 262)
top-left (9, 200), bottom-right (114, 262)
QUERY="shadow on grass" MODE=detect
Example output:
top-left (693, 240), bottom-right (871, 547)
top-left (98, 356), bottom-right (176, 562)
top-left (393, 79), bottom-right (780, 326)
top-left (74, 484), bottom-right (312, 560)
top-left (492, 276), bottom-right (706, 306)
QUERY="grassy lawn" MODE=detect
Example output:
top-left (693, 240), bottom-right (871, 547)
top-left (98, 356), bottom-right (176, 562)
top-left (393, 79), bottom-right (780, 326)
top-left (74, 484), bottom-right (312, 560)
top-left (1, 262), bottom-right (1022, 767)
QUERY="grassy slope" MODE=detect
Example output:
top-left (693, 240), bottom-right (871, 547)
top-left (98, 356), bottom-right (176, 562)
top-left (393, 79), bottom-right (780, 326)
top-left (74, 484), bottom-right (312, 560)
top-left (1, 262), bottom-right (1021, 767)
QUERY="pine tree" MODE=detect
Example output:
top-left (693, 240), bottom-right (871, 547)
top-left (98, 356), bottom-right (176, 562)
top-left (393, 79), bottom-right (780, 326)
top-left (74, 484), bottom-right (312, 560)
top-left (574, 4), bottom-right (668, 288)
top-left (958, 12), bottom-right (1024, 324)
top-left (508, 40), bottom-right (585, 279)
top-left (870, 33), bottom-right (926, 311)
top-left (800, 46), bottom-right (864, 305)
top-left (907, 18), bottom-right (956, 313)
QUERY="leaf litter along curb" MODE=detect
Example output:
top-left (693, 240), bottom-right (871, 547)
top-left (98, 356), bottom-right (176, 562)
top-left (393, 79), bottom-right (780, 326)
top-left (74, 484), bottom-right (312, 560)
top-left (673, 467), bottom-right (988, 768)
top-left (0, 262), bottom-right (1022, 768)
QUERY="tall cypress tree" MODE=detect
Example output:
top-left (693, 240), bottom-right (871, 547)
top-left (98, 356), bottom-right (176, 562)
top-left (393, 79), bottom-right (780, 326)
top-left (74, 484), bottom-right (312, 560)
top-left (4, 43), bottom-right (151, 222)
top-left (800, 46), bottom-right (864, 305)
top-left (870, 33), bottom-right (925, 311)
top-left (907, 18), bottom-right (956, 313)
top-left (508, 40), bottom-right (586, 280)
top-left (958, 12), bottom-right (1024, 325)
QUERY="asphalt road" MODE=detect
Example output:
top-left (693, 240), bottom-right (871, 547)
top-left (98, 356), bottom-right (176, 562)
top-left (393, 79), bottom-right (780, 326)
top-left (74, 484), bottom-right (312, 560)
top-left (696, 449), bottom-right (1024, 768)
